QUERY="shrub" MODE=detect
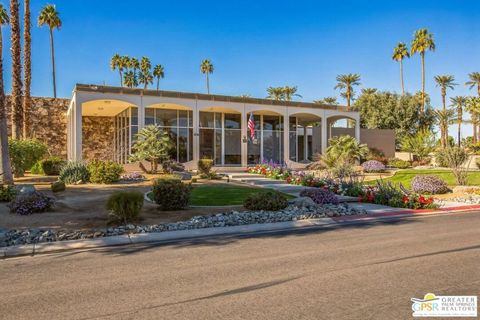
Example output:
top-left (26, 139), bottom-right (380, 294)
top-left (411, 175), bottom-right (449, 194)
top-left (443, 147), bottom-right (470, 185)
top-left (366, 148), bottom-right (388, 165)
top-left (161, 159), bottom-right (185, 173)
top-left (8, 191), bottom-right (54, 215)
top-left (362, 160), bottom-right (386, 173)
top-left (388, 158), bottom-right (410, 169)
top-left (8, 139), bottom-right (47, 176)
top-left (51, 181), bottom-right (66, 193)
top-left (30, 161), bottom-right (45, 175)
top-left (42, 156), bottom-right (67, 175)
top-left (88, 160), bottom-right (124, 184)
top-left (0, 185), bottom-right (16, 202)
top-left (198, 159), bottom-right (214, 175)
top-left (300, 189), bottom-right (339, 205)
top-left (106, 191), bottom-right (144, 223)
top-left (59, 161), bottom-right (90, 184)
top-left (243, 190), bottom-right (288, 211)
top-left (329, 161), bottom-right (356, 181)
top-left (152, 178), bottom-right (192, 210)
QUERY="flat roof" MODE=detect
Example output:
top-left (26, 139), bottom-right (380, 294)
top-left (74, 83), bottom-right (353, 112)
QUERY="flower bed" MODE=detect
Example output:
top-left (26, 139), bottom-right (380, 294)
top-left (359, 182), bottom-right (437, 209)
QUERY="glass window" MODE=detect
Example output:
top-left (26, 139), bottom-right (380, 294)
top-left (224, 113), bottom-right (241, 129)
top-left (178, 128), bottom-right (188, 163)
top-left (188, 111), bottom-right (193, 127)
top-left (263, 115), bottom-right (281, 131)
top-left (156, 109), bottom-right (177, 127)
top-left (131, 107), bottom-right (138, 126)
top-left (224, 129), bottom-right (241, 164)
top-left (214, 113), bottom-right (222, 129)
top-left (289, 116), bottom-right (297, 131)
top-left (178, 110), bottom-right (188, 127)
top-left (145, 108), bottom-right (155, 125)
top-left (199, 128), bottom-right (215, 159)
top-left (200, 112), bottom-right (215, 128)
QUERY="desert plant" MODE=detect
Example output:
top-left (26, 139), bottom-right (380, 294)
top-left (366, 147), bottom-right (388, 164)
top-left (59, 161), bottom-right (90, 184)
top-left (243, 190), bottom-right (288, 211)
top-left (152, 178), bottom-right (192, 210)
top-left (400, 128), bottom-right (436, 161)
top-left (198, 158), bottom-right (214, 175)
top-left (324, 136), bottom-right (368, 166)
top-left (88, 160), bottom-right (124, 184)
top-left (362, 160), bottom-right (386, 173)
top-left (161, 159), bottom-right (185, 174)
top-left (411, 175), bottom-right (449, 194)
top-left (8, 191), bottom-right (54, 215)
top-left (443, 146), bottom-right (470, 185)
top-left (30, 160), bottom-right (44, 174)
top-left (8, 138), bottom-right (47, 176)
top-left (41, 156), bottom-right (66, 175)
top-left (51, 180), bottom-right (65, 192)
top-left (0, 185), bottom-right (16, 202)
top-left (300, 189), bottom-right (339, 205)
top-left (106, 191), bottom-right (144, 223)
top-left (329, 160), bottom-right (356, 182)
top-left (388, 158), bottom-right (410, 169)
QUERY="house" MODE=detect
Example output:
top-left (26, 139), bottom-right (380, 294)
top-left (65, 84), bottom-right (395, 169)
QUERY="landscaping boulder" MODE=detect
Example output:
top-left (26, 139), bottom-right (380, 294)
top-left (174, 171), bottom-right (193, 180)
top-left (288, 196), bottom-right (317, 209)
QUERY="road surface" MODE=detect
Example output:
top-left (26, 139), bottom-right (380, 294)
top-left (1, 212), bottom-right (479, 319)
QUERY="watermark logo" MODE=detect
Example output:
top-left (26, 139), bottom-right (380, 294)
top-left (411, 293), bottom-right (477, 317)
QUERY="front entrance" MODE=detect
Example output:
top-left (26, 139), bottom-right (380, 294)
top-left (247, 114), bottom-right (284, 165)
top-left (199, 111), bottom-right (241, 166)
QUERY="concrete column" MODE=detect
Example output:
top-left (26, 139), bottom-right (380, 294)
top-left (73, 99), bottom-right (83, 161)
top-left (138, 94), bottom-right (145, 130)
top-left (193, 100), bottom-right (200, 164)
top-left (241, 107), bottom-right (248, 167)
top-left (283, 112), bottom-right (289, 165)
top-left (321, 116), bottom-right (328, 155)
top-left (304, 125), bottom-right (308, 160)
top-left (355, 117), bottom-right (361, 142)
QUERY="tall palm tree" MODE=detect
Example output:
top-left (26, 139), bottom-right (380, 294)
top-left (450, 96), bottom-right (467, 146)
top-left (466, 97), bottom-right (480, 144)
top-left (283, 86), bottom-right (302, 101)
top-left (153, 64), bottom-right (164, 91)
top-left (38, 4), bottom-right (61, 98)
top-left (392, 42), bottom-right (410, 95)
top-left (361, 88), bottom-right (377, 95)
top-left (110, 54), bottom-right (124, 87)
top-left (433, 109), bottom-right (454, 148)
top-left (10, 0), bottom-right (22, 139)
top-left (434, 75), bottom-right (456, 147)
top-left (0, 4), bottom-right (13, 184)
top-left (411, 28), bottom-right (435, 112)
top-left (200, 59), bottom-right (213, 94)
top-left (334, 73), bottom-right (361, 110)
top-left (138, 57), bottom-right (153, 89)
top-left (466, 72), bottom-right (480, 96)
top-left (22, 0), bottom-right (31, 138)
top-left (314, 97), bottom-right (338, 105)
top-left (266, 86), bottom-right (285, 100)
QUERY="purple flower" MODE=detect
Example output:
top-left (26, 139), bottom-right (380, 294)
top-left (411, 175), bottom-right (449, 194)
top-left (362, 160), bottom-right (386, 173)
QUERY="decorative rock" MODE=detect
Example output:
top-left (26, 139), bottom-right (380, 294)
top-left (173, 171), bottom-right (193, 180)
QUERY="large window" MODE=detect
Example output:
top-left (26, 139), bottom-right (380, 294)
top-left (200, 111), bottom-right (241, 166)
top-left (247, 114), bottom-right (283, 164)
top-left (113, 107), bottom-right (137, 164)
top-left (145, 108), bottom-right (193, 163)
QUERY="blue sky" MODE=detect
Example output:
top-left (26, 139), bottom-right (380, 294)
top-left (3, 0), bottom-right (480, 135)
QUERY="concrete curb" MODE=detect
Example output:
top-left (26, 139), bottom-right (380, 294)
top-left (2, 207), bottom-right (479, 259)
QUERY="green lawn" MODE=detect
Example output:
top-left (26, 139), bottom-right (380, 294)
top-left (190, 185), bottom-right (293, 206)
top-left (366, 169), bottom-right (480, 188)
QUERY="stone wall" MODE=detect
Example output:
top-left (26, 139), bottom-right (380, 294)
top-left (82, 116), bottom-right (114, 161)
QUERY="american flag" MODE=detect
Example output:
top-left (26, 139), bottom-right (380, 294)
top-left (247, 112), bottom-right (255, 140)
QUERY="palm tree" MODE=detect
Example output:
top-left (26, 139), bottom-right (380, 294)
top-left (128, 57), bottom-right (139, 87)
top-left (361, 88), bottom-right (377, 95)
top-left (10, 0), bottom-right (22, 138)
top-left (283, 86), bottom-right (302, 101)
top-left (314, 97), bottom-right (338, 105)
top-left (38, 4), bottom-right (61, 98)
top-left (466, 97), bottom-right (480, 144)
top-left (22, 0), bottom-right (31, 138)
top-left (153, 64), bottom-right (164, 91)
top-left (433, 109), bottom-right (454, 148)
top-left (138, 57), bottom-right (153, 89)
top-left (0, 4), bottom-right (12, 184)
top-left (266, 87), bottom-right (285, 100)
top-left (200, 59), bottom-right (213, 94)
top-left (392, 42), bottom-right (410, 95)
top-left (411, 28), bottom-right (435, 112)
top-left (110, 54), bottom-right (124, 87)
top-left (434, 75), bottom-right (456, 147)
top-left (466, 72), bottom-right (480, 96)
top-left (334, 73), bottom-right (361, 110)
top-left (450, 96), bottom-right (467, 146)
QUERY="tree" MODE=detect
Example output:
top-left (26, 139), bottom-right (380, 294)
top-left (22, 0), bottom-right (31, 138)
top-left (10, 0), bottom-right (22, 138)
top-left (411, 28), bottom-right (435, 112)
top-left (334, 73), bottom-right (361, 110)
top-left (266, 86), bottom-right (285, 100)
top-left (200, 59), bottom-right (213, 94)
top-left (400, 128), bottom-right (436, 161)
top-left (450, 96), bottom-right (467, 146)
top-left (125, 57), bottom-right (139, 88)
top-left (392, 42), bottom-right (410, 95)
top-left (434, 75), bottom-right (456, 147)
top-left (138, 56), bottom-right (153, 89)
top-left (314, 97), bottom-right (338, 105)
top-left (153, 64), bottom-right (164, 91)
top-left (433, 108), bottom-right (454, 149)
top-left (466, 72), bottom-right (480, 141)
top-left (110, 54), bottom-right (124, 87)
top-left (0, 3), bottom-right (13, 184)
top-left (129, 125), bottom-right (174, 173)
top-left (466, 97), bottom-right (480, 144)
top-left (38, 4), bottom-right (61, 98)
top-left (283, 86), bottom-right (301, 101)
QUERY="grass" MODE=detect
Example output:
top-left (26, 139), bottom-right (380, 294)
top-left (190, 185), bottom-right (293, 206)
top-left (365, 169), bottom-right (480, 188)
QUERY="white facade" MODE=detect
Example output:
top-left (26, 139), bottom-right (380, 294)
top-left (67, 84), bottom-right (360, 168)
